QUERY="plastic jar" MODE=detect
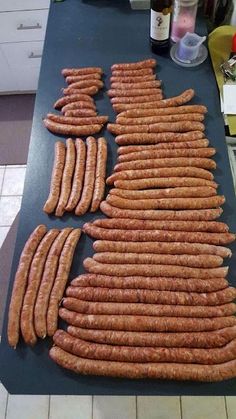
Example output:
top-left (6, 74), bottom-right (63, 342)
top-left (171, 0), bottom-right (198, 43)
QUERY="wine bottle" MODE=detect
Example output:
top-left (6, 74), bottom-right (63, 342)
top-left (150, 0), bottom-right (172, 53)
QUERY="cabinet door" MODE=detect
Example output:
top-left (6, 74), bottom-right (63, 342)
top-left (0, 46), bottom-right (18, 92)
top-left (0, 0), bottom-right (50, 12)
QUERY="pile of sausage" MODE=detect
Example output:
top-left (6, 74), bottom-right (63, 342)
top-left (49, 59), bottom-right (236, 382)
top-left (43, 136), bottom-right (107, 216)
top-left (7, 225), bottom-right (81, 348)
top-left (43, 67), bottom-right (108, 136)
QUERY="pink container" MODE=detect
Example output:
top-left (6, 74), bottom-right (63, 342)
top-left (171, 0), bottom-right (198, 43)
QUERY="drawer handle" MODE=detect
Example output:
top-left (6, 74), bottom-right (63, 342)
top-left (28, 52), bottom-right (42, 59)
top-left (17, 23), bottom-right (42, 30)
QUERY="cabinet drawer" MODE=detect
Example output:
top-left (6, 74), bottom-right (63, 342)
top-left (0, 9), bottom-right (49, 43)
top-left (0, 0), bottom-right (50, 12)
top-left (0, 47), bottom-right (18, 93)
top-left (1, 41), bottom-right (44, 68)
top-left (12, 65), bottom-right (41, 92)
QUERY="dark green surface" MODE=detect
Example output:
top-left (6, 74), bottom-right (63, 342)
top-left (0, 0), bottom-right (236, 395)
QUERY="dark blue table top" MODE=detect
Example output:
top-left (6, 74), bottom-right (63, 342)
top-left (0, 0), bottom-right (236, 395)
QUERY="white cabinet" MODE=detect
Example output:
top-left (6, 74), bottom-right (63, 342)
top-left (0, 1), bottom-right (49, 93)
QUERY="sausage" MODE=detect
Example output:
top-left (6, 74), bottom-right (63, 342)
top-left (7, 225), bottom-right (47, 348)
top-left (111, 94), bottom-right (163, 103)
top-left (61, 101), bottom-right (96, 114)
top-left (66, 73), bottom-right (102, 83)
top-left (43, 142), bottom-right (66, 214)
top-left (117, 148), bottom-right (215, 162)
top-left (100, 201), bottom-right (223, 222)
top-left (49, 346), bottom-right (236, 381)
top-left (106, 194), bottom-right (225, 211)
top-left (65, 109), bottom-right (97, 117)
top-left (66, 79), bottom-right (104, 90)
top-left (112, 68), bottom-right (154, 76)
top-left (116, 114), bottom-right (205, 125)
top-left (108, 122), bottom-right (205, 135)
top-left (114, 157), bottom-right (215, 172)
top-left (107, 166), bottom-right (214, 185)
top-left (54, 94), bottom-right (93, 109)
top-left (53, 330), bottom-right (236, 365)
top-left (75, 136), bottom-right (97, 216)
top-left (93, 252), bottom-right (223, 268)
top-left (119, 105), bottom-right (208, 118)
top-left (63, 86), bottom-right (99, 96)
top-left (46, 113), bottom-right (108, 126)
top-left (117, 139), bottom-right (210, 154)
top-left (111, 59), bottom-right (157, 71)
top-left (93, 218), bottom-right (228, 233)
top-left (115, 131), bottom-right (204, 145)
top-left (110, 186), bottom-right (217, 199)
top-left (43, 119), bottom-right (102, 137)
top-left (113, 178), bottom-right (217, 190)
top-left (67, 325), bottom-right (236, 349)
top-left (93, 239), bottom-right (231, 258)
top-left (65, 138), bottom-right (86, 212)
top-left (71, 274), bottom-right (229, 292)
top-left (34, 228), bottom-right (73, 338)
top-left (83, 257), bottom-right (229, 279)
top-left (111, 81), bottom-right (161, 90)
top-left (20, 229), bottom-right (59, 346)
top-left (110, 74), bottom-right (157, 83)
top-left (47, 228), bottom-right (81, 336)
top-left (63, 299), bottom-right (236, 318)
top-left (90, 137), bottom-right (108, 212)
top-left (62, 67), bottom-right (103, 77)
top-left (59, 308), bottom-right (236, 331)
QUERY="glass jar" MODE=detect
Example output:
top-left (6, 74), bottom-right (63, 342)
top-left (171, 0), bottom-right (198, 43)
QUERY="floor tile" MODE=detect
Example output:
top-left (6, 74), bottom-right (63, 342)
top-left (50, 395), bottom-right (92, 419)
top-left (0, 383), bottom-right (8, 419)
top-left (181, 396), bottom-right (227, 419)
top-left (6, 394), bottom-right (49, 419)
top-left (0, 226), bottom-right (11, 248)
top-left (0, 196), bottom-right (21, 226)
top-left (0, 168), bottom-right (5, 194)
top-left (93, 396), bottom-right (136, 419)
top-left (226, 396), bottom-right (236, 419)
top-left (137, 396), bottom-right (181, 419)
top-left (2, 167), bottom-right (26, 196)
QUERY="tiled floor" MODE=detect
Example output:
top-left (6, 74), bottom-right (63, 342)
top-left (1, 164), bottom-right (236, 418)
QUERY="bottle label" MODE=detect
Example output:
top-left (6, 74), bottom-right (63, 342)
top-left (150, 10), bottom-right (170, 41)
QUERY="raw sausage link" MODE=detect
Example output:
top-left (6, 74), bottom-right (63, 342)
top-left (65, 138), bottom-right (86, 212)
top-left (53, 330), bottom-right (236, 365)
top-left (55, 138), bottom-right (76, 217)
top-left (119, 105), bottom-right (207, 117)
top-left (47, 113), bottom-right (108, 126)
top-left (113, 178), bottom-right (217, 190)
top-left (106, 194), bottom-right (225, 210)
top-left (67, 325), bottom-right (236, 349)
top-left (93, 239), bottom-right (231, 258)
top-left (115, 131), bottom-right (204, 145)
top-left (84, 223), bottom-right (234, 245)
top-left (63, 86), bottom-right (99, 96)
top-left (34, 228), bottom-right (73, 339)
top-left (62, 67), bottom-right (103, 77)
top-left (117, 148), bottom-right (215, 162)
top-left (63, 298), bottom-right (235, 317)
top-left (116, 113), bottom-right (204, 124)
top-left (65, 285), bottom-right (236, 305)
top-left (110, 187), bottom-right (217, 200)
top-left (49, 346), bottom-right (236, 381)
top-left (111, 94), bottom-right (163, 104)
top-left (75, 136), bottom-right (97, 216)
top-left (66, 74), bottom-right (102, 83)
top-left (114, 157), bottom-right (215, 172)
top-left (112, 68), bottom-right (154, 76)
top-left (66, 79), bottom-right (104, 90)
top-left (110, 74), bottom-right (156, 82)
top-left (108, 122), bottom-right (205, 135)
top-left (7, 225), bottom-right (47, 348)
top-left (90, 137), bottom-right (108, 212)
top-left (111, 59), bottom-right (157, 70)
top-left (111, 81), bottom-right (161, 89)
top-left (43, 142), bottom-right (66, 214)
top-left (47, 228), bottom-right (81, 336)
top-left (61, 101), bottom-right (96, 113)
top-left (54, 94), bottom-right (93, 109)
top-left (20, 229), bottom-right (59, 346)
top-left (100, 201), bottom-right (223, 221)
top-left (65, 109), bottom-right (97, 117)
top-left (43, 119), bottom-right (102, 137)
top-left (93, 252), bottom-right (223, 268)
top-left (71, 274), bottom-right (229, 292)
top-left (83, 257), bottom-right (229, 278)
top-left (117, 139), bottom-right (210, 153)
top-left (59, 308), bottom-right (236, 331)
